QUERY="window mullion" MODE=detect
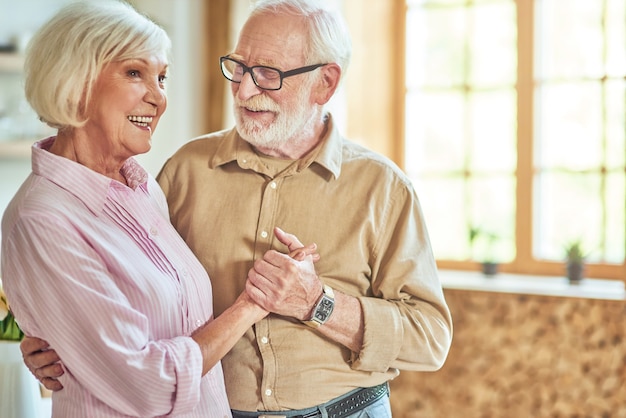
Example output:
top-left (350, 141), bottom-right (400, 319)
top-left (515, 0), bottom-right (534, 271)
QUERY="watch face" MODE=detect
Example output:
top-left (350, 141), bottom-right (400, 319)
top-left (314, 297), bottom-right (334, 321)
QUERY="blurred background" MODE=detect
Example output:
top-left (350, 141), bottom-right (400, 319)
top-left (0, 0), bottom-right (624, 416)
top-left (1, 0), bottom-right (623, 280)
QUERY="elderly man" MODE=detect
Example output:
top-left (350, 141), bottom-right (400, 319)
top-left (22, 0), bottom-right (452, 416)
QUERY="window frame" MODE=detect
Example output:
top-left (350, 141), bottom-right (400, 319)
top-left (392, 0), bottom-right (626, 281)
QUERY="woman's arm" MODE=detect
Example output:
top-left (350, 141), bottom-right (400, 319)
top-left (19, 227), bottom-right (319, 388)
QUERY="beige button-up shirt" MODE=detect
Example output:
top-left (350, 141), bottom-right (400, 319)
top-left (157, 115), bottom-right (452, 411)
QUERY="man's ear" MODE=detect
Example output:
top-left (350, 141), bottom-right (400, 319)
top-left (314, 63), bottom-right (342, 105)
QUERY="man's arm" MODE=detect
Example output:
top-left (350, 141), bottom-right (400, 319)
top-left (246, 188), bottom-right (453, 372)
top-left (21, 335), bottom-right (64, 391)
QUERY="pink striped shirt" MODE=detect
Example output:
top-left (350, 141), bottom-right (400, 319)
top-left (1, 137), bottom-right (231, 418)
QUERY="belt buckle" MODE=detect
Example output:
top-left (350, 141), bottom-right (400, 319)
top-left (259, 416), bottom-right (287, 418)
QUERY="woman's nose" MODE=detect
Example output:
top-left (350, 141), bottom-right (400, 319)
top-left (145, 79), bottom-right (166, 108)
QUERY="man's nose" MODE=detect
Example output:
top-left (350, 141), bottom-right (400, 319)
top-left (235, 71), bottom-right (263, 100)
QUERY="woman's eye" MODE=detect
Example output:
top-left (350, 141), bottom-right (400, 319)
top-left (159, 75), bottom-right (168, 83)
top-left (128, 70), bottom-right (140, 77)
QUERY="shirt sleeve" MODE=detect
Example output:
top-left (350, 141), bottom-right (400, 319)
top-left (350, 184), bottom-right (453, 373)
top-left (2, 213), bottom-right (203, 416)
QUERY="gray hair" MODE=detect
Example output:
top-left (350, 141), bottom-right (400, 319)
top-left (24, 1), bottom-right (171, 130)
top-left (249, 0), bottom-right (352, 77)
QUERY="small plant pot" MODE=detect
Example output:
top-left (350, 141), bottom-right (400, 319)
top-left (566, 262), bottom-right (584, 284)
top-left (482, 262), bottom-right (498, 277)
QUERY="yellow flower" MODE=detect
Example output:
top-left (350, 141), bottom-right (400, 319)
top-left (0, 284), bottom-right (9, 322)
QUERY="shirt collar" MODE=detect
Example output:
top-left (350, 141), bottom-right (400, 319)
top-left (210, 113), bottom-right (343, 180)
top-left (32, 137), bottom-right (149, 215)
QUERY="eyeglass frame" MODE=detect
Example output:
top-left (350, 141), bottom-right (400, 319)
top-left (219, 55), bottom-right (328, 91)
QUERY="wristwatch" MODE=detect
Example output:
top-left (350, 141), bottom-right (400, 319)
top-left (303, 284), bottom-right (335, 328)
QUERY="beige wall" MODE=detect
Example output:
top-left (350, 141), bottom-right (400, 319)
top-left (389, 289), bottom-right (626, 417)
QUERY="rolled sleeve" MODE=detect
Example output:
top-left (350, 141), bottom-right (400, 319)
top-left (351, 296), bottom-right (404, 372)
top-left (352, 294), bottom-right (452, 373)
top-left (157, 337), bottom-right (204, 416)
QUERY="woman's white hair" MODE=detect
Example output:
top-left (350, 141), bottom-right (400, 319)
top-left (24, 0), bottom-right (171, 130)
top-left (249, 0), bottom-right (352, 77)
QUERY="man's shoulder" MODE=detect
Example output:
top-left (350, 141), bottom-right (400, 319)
top-left (340, 138), bottom-right (410, 185)
top-left (157, 128), bottom-right (236, 186)
top-left (171, 128), bottom-right (232, 160)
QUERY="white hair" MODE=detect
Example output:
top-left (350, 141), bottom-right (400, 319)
top-left (249, 0), bottom-right (352, 77)
top-left (24, 1), bottom-right (171, 129)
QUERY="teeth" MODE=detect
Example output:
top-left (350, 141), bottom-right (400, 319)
top-left (127, 115), bottom-right (153, 126)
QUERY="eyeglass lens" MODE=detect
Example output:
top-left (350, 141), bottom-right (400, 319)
top-left (221, 58), bottom-right (282, 90)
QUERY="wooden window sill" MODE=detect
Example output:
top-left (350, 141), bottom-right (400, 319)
top-left (439, 269), bottom-right (625, 301)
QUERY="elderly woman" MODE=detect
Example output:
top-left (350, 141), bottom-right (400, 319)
top-left (0, 2), bottom-right (316, 417)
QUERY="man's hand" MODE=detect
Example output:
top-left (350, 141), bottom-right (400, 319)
top-left (246, 227), bottom-right (323, 321)
top-left (20, 336), bottom-right (64, 391)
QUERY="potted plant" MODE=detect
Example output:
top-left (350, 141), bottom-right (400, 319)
top-left (564, 240), bottom-right (585, 284)
top-left (469, 225), bottom-right (499, 276)
top-left (0, 280), bottom-right (23, 341)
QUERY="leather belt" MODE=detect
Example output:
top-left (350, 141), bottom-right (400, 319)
top-left (231, 382), bottom-right (389, 418)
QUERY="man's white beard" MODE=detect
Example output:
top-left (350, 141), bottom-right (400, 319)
top-left (234, 92), bottom-right (316, 151)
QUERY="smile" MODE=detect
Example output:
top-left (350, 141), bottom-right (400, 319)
top-left (127, 115), bottom-right (153, 127)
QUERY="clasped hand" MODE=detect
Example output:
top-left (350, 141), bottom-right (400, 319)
top-left (246, 227), bottom-right (323, 321)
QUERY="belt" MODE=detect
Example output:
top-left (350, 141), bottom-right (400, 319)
top-left (231, 382), bottom-right (389, 418)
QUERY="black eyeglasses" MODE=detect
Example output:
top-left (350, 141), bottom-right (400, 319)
top-left (220, 56), bottom-right (327, 91)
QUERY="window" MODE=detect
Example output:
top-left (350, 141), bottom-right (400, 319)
top-left (404, 0), bottom-right (625, 280)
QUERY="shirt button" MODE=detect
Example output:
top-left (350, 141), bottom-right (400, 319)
top-left (265, 388), bottom-right (272, 396)
top-left (195, 319), bottom-right (203, 327)
top-left (270, 181), bottom-right (277, 189)
top-left (261, 336), bottom-right (269, 344)
top-left (149, 227), bottom-right (158, 236)
top-left (260, 230), bottom-right (268, 238)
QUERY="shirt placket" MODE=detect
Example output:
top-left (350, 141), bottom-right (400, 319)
top-left (116, 186), bottom-right (191, 336)
top-left (254, 175), bottom-right (284, 410)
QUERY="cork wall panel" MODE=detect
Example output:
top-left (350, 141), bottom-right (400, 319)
top-left (389, 289), bottom-right (626, 417)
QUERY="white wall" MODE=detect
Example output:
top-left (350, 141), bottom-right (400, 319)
top-left (0, 0), bottom-right (74, 217)
top-left (131, 0), bottom-right (208, 175)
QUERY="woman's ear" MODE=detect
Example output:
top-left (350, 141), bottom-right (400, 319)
top-left (314, 63), bottom-right (342, 105)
